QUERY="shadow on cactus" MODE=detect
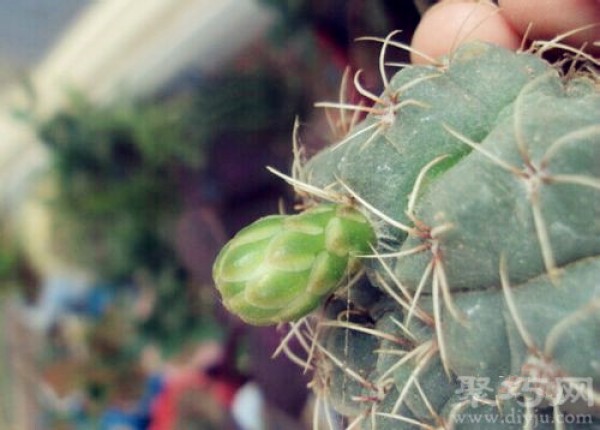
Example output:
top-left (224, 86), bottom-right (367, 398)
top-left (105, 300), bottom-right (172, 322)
top-left (213, 37), bottom-right (600, 429)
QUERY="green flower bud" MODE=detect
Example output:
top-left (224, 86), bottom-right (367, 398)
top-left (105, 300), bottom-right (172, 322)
top-left (212, 204), bottom-right (376, 325)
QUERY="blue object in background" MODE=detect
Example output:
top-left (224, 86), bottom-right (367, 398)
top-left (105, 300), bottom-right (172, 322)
top-left (68, 282), bottom-right (113, 318)
top-left (21, 274), bottom-right (91, 331)
top-left (138, 374), bottom-right (164, 417)
top-left (98, 373), bottom-right (164, 430)
top-left (100, 408), bottom-right (142, 430)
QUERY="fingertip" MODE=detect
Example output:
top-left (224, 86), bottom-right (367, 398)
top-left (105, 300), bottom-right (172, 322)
top-left (411, 1), bottom-right (521, 64)
top-left (499, 0), bottom-right (600, 52)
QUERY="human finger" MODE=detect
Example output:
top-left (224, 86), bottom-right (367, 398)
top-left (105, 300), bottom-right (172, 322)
top-left (410, 1), bottom-right (521, 64)
top-left (499, 0), bottom-right (600, 54)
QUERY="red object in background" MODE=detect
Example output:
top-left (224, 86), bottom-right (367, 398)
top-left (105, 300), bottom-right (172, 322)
top-left (149, 369), bottom-right (239, 430)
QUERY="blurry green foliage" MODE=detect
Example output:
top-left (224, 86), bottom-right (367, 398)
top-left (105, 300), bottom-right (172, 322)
top-left (37, 71), bottom-right (298, 281)
top-left (0, 223), bottom-right (36, 299)
top-left (37, 94), bottom-right (181, 280)
top-left (0, 231), bottom-right (19, 283)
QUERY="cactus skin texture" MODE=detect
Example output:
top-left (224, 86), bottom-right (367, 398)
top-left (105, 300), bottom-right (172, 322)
top-left (212, 204), bottom-right (375, 325)
top-left (212, 41), bottom-right (600, 428)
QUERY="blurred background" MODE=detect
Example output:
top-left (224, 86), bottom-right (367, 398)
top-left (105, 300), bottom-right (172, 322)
top-left (0, 1), bottom-right (431, 428)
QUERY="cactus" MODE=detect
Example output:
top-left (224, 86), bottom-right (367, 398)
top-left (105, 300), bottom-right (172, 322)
top-left (213, 40), bottom-right (600, 429)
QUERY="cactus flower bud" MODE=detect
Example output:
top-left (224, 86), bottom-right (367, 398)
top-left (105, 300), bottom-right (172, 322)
top-left (212, 204), bottom-right (375, 325)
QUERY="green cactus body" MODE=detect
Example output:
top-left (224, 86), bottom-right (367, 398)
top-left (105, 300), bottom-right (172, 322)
top-left (213, 41), bottom-right (600, 428)
top-left (213, 204), bottom-right (375, 325)
top-left (301, 42), bottom-right (600, 429)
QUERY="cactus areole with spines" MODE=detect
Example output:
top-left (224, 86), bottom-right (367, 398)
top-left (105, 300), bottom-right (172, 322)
top-left (213, 40), bottom-right (600, 428)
